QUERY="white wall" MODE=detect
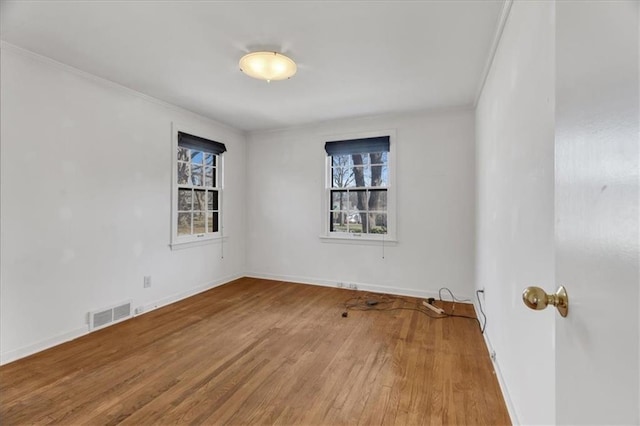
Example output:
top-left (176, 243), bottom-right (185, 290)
top-left (0, 45), bottom-right (246, 364)
top-left (475, 2), bottom-right (555, 425)
top-left (245, 109), bottom-right (475, 299)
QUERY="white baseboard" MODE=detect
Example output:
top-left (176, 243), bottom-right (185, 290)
top-left (0, 326), bottom-right (89, 366)
top-left (135, 273), bottom-right (243, 315)
top-left (0, 273), bottom-right (243, 366)
top-left (245, 271), bottom-right (472, 301)
top-left (473, 299), bottom-right (519, 425)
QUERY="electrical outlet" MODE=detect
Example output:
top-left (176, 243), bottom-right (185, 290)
top-left (348, 283), bottom-right (358, 290)
top-left (337, 282), bottom-right (344, 288)
top-left (143, 276), bottom-right (152, 288)
top-left (135, 306), bottom-right (144, 315)
top-left (490, 350), bottom-right (497, 362)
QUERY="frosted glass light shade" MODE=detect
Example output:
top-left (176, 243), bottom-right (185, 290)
top-left (239, 51), bottom-right (297, 82)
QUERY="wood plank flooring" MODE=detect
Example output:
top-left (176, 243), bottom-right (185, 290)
top-left (0, 278), bottom-right (510, 425)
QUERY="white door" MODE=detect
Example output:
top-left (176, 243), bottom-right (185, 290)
top-left (554, 1), bottom-right (639, 424)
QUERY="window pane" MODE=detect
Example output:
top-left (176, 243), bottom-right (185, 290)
top-left (363, 166), bottom-right (372, 187)
top-left (178, 162), bottom-right (190, 185)
top-left (368, 151), bottom-right (387, 165)
top-left (371, 164), bottom-right (387, 187)
top-left (368, 189), bottom-right (387, 211)
top-left (349, 212), bottom-right (366, 233)
top-left (178, 188), bottom-right (192, 211)
top-left (212, 212), bottom-right (219, 232)
top-left (207, 212), bottom-right (214, 232)
top-left (205, 153), bottom-right (215, 166)
top-left (191, 151), bottom-right (204, 165)
top-left (332, 167), bottom-right (353, 188)
top-left (351, 165), bottom-right (366, 187)
top-left (331, 190), bottom-right (347, 210)
top-left (191, 165), bottom-right (203, 186)
top-left (332, 154), bottom-right (353, 167)
top-left (369, 213), bottom-right (387, 234)
top-left (205, 167), bottom-right (214, 187)
top-left (346, 211), bottom-right (361, 224)
top-left (348, 190), bottom-right (367, 211)
top-left (193, 212), bottom-right (206, 234)
top-left (369, 152), bottom-right (385, 166)
top-left (178, 147), bottom-right (189, 161)
top-left (208, 190), bottom-right (218, 211)
top-left (206, 212), bottom-right (220, 233)
top-left (193, 189), bottom-right (206, 211)
top-left (178, 213), bottom-right (191, 235)
top-left (330, 212), bottom-right (348, 233)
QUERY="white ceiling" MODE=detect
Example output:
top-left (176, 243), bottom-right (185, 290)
top-left (0, 1), bottom-right (504, 132)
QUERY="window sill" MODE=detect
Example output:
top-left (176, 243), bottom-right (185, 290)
top-left (319, 235), bottom-right (398, 246)
top-left (170, 236), bottom-right (228, 251)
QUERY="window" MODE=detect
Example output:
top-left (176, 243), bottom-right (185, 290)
top-left (324, 134), bottom-right (395, 241)
top-left (171, 129), bottom-right (226, 248)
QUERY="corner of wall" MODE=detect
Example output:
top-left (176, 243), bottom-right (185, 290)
top-left (473, 300), bottom-right (520, 425)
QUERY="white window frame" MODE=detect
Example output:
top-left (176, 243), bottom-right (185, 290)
top-left (321, 129), bottom-right (397, 244)
top-left (170, 122), bottom-right (225, 250)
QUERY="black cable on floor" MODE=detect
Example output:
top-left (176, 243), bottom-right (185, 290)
top-left (475, 289), bottom-right (487, 334)
top-left (342, 292), bottom-right (482, 330)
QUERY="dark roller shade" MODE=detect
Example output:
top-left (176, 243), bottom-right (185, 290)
top-left (178, 132), bottom-right (227, 155)
top-left (324, 136), bottom-right (390, 156)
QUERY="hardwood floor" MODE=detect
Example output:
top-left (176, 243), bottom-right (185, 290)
top-left (0, 278), bottom-right (510, 425)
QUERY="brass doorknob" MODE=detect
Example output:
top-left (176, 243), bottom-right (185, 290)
top-left (522, 286), bottom-right (569, 317)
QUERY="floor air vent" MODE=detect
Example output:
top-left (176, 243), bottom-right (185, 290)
top-left (89, 301), bottom-right (132, 331)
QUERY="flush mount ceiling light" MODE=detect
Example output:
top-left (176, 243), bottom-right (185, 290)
top-left (239, 51), bottom-right (297, 82)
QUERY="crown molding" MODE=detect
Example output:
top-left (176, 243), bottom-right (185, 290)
top-left (474, 0), bottom-right (514, 107)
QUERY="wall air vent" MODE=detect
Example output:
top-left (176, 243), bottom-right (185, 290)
top-left (89, 300), bottom-right (132, 331)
